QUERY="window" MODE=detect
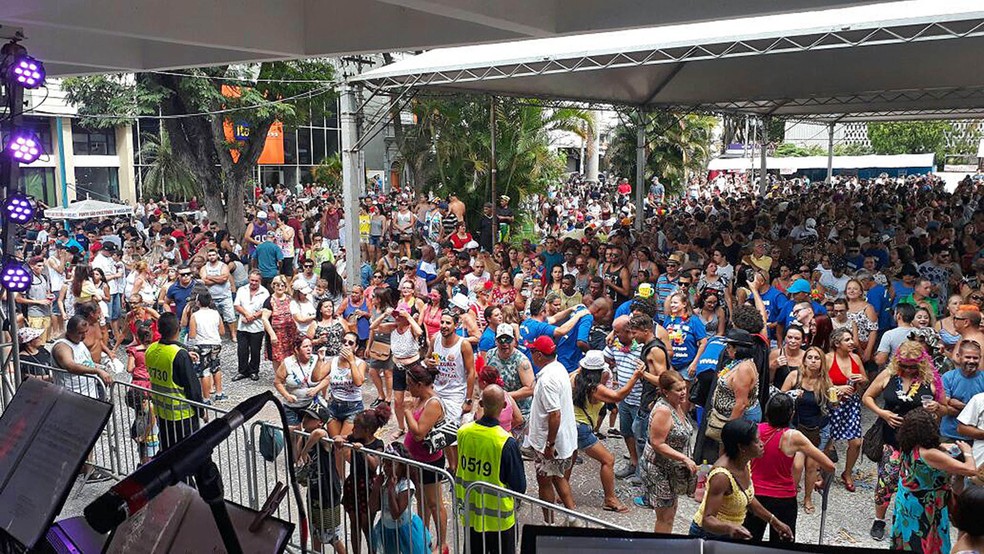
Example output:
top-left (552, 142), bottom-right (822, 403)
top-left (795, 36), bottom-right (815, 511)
top-left (312, 127), bottom-right (326, 165)
top-left (73, 125), bottom-right (116, 156)
top-left (20, 168), bottom-right (57, 207)
top-left (296, 127), bottom-right (312, 165)
top-left (20, 117), bottom-right (54, 155)
top-left (283, 128), bottom-right (297, 164)
top-left (74, 167), bottom-right (119, 201)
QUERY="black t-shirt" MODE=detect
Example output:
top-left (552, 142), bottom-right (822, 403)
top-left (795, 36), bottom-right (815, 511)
top-left (21, 349), bottom-right (52, 379)
top-left (719, 240), bottom-right (743, 267)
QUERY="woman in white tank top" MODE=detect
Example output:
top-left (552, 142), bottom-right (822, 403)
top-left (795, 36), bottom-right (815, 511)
top-left (314, 331), bottom-right (367, 440)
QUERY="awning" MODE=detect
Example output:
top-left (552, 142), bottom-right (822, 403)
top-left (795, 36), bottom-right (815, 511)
top-left (707, 153), bottom-right (935, 172)
top-left (45, 199), bottom-right (134, 220)
top-left (354, 0), bottom-right (984, 122)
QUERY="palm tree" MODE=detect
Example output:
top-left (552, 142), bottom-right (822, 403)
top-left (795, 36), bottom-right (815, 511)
top-left (605, 110), bottom-right (716, 196)
top-left (394, 95), bottom-right (591, 223)
top-left (140, 130), bottom-right (198, 200)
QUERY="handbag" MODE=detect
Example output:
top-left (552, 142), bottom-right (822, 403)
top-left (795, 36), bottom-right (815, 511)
top-left (704, 385), bottom-right (729, 442)
top-left (368, 339), bottom-right (392, 361)
top-left (423, 417), bottom-right (460, 454)
top-left (862, 418), bottom-right (886, 463)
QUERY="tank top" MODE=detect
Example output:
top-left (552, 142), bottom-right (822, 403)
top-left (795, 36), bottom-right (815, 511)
top-left (421, 305), bottom-right (442, 338)
top-left (433, 335), bottom-right (467, 403)
top-left (574, 397), bottom-right (604, 427)
top-left (604, 264), bottom-right (629, 304)
top-left (343, 299), bottom-right (370, 340)
top-left (497, 400), bottom-right (514, 432)
top-left (230, 261), bottom-right (249, 287)
top-left (249, 222), bottom-right (268, 253)
top-left (639, 339), bottom-right (669, 411)
top-left (391, 326), bottom-right (419, 360)
top-left (751, 424), bottom-right (795, 498)
top-left (328, 356), bottom-right (362, 403)
top-left (203, 261), bottom-right (232, 299)
top-left (404, 396), bottom-right (444, 462)
top-left (191, 308), bottom-right (222, 346)
top-left (283, 354), bottom-right (318, 408)
top-left (48, 259), bottom-right (65, 292)
top-left (127, 345), bottom-right (150, 388)
top-left (828, 354), bottom-right (859, 386)
top-left (882, 374), bottom-right (933, 448)
top-left (53, 338), bottom-right (100, 398)
top-left (939, 326), bottom-right (961, 347)
top-left (693, 466), bottom-right (754, 527)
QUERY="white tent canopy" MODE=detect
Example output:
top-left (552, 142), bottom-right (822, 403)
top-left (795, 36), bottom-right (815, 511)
top-left (45, 199), bottom-right (133, 220)
top-left (1, 0), bottom-right (877, 77)
top-left (707, 154), bottom-right (935, 172)
top-left (355, 0), bottom-right (984, 122)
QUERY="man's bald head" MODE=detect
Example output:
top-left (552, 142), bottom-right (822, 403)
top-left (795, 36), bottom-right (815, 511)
top-left (613, 314), bottom-right (630, 332)
top-left (589, 297), bottom-right (614, 326)
top-left (481, 384), bottom-right (506, 419)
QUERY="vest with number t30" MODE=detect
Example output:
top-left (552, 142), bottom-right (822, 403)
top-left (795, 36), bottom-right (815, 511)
top-left (455, 422), bottom-right (515, 532)
top-left (146, 342), bottom-right (194, 421)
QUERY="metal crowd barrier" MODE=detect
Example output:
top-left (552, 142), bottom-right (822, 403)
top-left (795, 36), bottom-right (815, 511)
top-left (248, 422), bottom-right (461, 554)
top-left (461, 481), bottom-right (629, 554)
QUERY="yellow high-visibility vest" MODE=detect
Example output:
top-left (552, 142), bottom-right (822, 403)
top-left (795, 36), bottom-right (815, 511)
top-left (455, 422), bottom-right (515, 532)
top-left (146, 342), bottom-right (194, 421)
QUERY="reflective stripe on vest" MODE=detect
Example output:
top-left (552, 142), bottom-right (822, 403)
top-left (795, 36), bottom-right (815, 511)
top-left (454, 422), bottom-right (515, 532)
top-left (146, 342), bottom-right (194, 421)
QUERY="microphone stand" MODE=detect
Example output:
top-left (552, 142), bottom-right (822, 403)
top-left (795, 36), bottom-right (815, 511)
top-left (194, 459), bottom-right (242, 554)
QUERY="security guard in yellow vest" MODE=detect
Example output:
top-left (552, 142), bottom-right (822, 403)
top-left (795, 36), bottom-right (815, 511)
top-left (146, 312), bottom-right (204, 451)
top-left (455, 385), bottom-right (526, 554)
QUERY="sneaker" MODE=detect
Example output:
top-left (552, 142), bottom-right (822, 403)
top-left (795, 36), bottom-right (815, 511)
top-left (615, 463), bottom-right (637, 479)
top-left (214, 392), bottom-right (228, 401)
top-left (869, 519), bottom-right (886, 541)
top-left (250, 374), bottom-right (259, 381)
top-left (564, 516), bottom-right (584, 528)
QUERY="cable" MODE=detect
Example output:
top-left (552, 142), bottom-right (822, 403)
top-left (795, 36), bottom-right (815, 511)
top-left (73, 85), bottom-right (336, 121)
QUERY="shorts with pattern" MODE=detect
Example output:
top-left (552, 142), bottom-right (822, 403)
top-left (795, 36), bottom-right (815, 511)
top-left (829, 394), bottom-right (862, 440)
top-left (213, 296), bottom-right (237, 323)
top-left (875, 444), bottom-right (902, 507)
top-left (534, 450), bottom-right (575, 478)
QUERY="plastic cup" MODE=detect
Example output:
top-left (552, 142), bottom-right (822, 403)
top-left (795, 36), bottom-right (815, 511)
top-left (920, 395), bottom-right (934, 408)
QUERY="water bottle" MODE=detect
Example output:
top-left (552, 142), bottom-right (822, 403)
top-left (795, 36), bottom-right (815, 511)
top-left (693, 461), bottom-right (711, 502)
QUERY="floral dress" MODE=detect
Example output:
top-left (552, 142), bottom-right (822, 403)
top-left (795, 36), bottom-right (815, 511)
top-left (891, 448), bottom-right (951, 554)
top-left (268, 294), bottom-right (298, 365)
top-left (491, 286), bottom-right (517, 307)
top-left (640, 398), bottom-right (696, 508)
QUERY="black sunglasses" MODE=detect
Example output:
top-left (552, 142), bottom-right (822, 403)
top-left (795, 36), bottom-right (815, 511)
top-left (179, 272), bottom-right (192, 277)
top-left (343, 339), bottom-right (357, 346)
top-left (496, 336), bottom-right (514, 344)
top-left (303, 263), bottom-right (314, 268)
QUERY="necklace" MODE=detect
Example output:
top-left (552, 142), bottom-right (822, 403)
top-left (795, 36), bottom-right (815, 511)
top-left (896, 376), bottom-right (922, 402)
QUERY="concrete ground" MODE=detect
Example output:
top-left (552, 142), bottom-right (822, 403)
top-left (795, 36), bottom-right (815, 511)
top-left (58, 339), bottom-right (909, 551)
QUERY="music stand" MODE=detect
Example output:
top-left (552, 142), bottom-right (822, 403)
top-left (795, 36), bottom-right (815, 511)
top-left (0, 379), bottom-right (112, 551)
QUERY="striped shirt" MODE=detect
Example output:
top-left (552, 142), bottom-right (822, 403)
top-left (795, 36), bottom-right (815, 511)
top-left (655, 274), bottom-right (680, 316)
top-left (604, 340), bottom-right (643, 407)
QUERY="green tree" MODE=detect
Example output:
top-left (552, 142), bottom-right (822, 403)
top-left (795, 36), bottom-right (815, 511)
top-left (63, 62), bottom-right (336, 240)
top-left (604, 110), bottom-right (716, 195)
top-left (394, 96), bottom-right (588, 223)
top-left (773, 142), bottom-right (826, 157)
top-left (867, 121), bottom-right (952, 167)
top-left (311, 152), bottom-right (343, 191)
top-left (139, 130), bottom-right (197, 200)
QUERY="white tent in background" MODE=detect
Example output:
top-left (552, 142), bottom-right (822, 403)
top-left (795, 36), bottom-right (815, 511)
top-left (45, 199), bottom-right (133, 220)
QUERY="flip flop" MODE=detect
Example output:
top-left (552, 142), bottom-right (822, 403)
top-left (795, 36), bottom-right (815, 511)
top-left (803, 504), bottom-right (816, 515)
top-left (603, 503), bottom-right (630, 513)
top-left (841, 472), bottom-right (856, 492)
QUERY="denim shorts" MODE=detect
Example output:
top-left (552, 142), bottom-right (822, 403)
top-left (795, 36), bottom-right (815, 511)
top-left (109, 293), bottom-right (123, 321)
top-left (328, 399), bottom-right (364, 423)
top-left (743, 403), bottom-right (763, 423)
top-left (617, 400), bottom-right (642, 440)
top-left (576, 422), bottom-right (598, 451)
top-left (285, 405), bottom-right (306, 426)
top-left (689, 521), bottom-right (730, 540)
top-left (213, 296), bottom-right (236, 323)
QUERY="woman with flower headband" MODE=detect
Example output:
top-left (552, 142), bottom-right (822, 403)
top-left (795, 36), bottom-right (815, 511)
top-left (862, 340), bottom-right (939, 542)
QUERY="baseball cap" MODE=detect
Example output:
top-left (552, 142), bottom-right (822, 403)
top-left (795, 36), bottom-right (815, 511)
top-left (256, 210), bottom-right (268, 220)
top-left (302, 404), bottom-right (330, 422)
top-left (528, 336), bottom-right (556, 356)
top-left (787, 278), bottom-right (811, 294)
top-left (495, 323), bottom-right (514, 339)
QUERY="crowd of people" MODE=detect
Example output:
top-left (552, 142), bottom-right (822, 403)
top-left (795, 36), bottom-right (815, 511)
top-left (15, 170), bottom-right (984, 553)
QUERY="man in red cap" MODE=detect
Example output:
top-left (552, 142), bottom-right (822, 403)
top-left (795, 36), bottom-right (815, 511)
top-left (524, 335), bottom-right (580, 524)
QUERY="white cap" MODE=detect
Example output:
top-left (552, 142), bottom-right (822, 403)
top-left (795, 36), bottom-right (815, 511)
top-left (495, 323), bottom-right (514, 339)
top-left (450, 293), bottom-right (470, 312)
top-left (579, 350), bottom-right (607, 371)
top-left (256, 210), bottom-right (268, 220)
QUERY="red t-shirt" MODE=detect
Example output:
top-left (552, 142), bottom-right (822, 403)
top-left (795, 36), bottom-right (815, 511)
top-left (617, 182), bottom-right (632, 195)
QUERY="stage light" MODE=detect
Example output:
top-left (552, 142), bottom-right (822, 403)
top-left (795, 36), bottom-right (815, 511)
top-left (8, 55), bottom-right (45, 89)
top-left (4, 131), bottom-right (42, 164)
top-left (0, 259), bottom-right (31, 293)
top-left (2, 193), bottom-right (35, 225)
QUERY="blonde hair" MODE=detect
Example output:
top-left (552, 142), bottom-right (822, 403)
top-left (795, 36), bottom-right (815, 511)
top-left (802, 346), bottom-right (834, 413)
top-left (270, 275), bottom-right (292, 296)
top-left (888, 340), bottom-right (935, 387)
top-left (134, 260), bottom-right (149, 273)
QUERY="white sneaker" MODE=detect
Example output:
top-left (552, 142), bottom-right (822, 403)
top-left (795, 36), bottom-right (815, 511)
top-left (565, 516), bottom-right (585, 528)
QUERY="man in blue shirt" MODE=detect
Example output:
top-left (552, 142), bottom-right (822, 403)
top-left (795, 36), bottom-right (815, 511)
top-left (254, 232), bottom-right (283, 288)
top-left (540, 236), bottom-right (564, 276)
top-left (860, 270), bottom-right (894, 333)
top-left (751, 269), bottom-right (787, 342)
top-left (655, 253), bottom-right (683, 319)
top-left (556, 306), bottom-right (593, 373)
top-left (940, 341), bottom-right (984, 440)
top-left (166, 266), bottom-right (198, 323)
top-left (776, 278), bottom-right (825, 344)
top-left (519, 297), bottom-right (589, 371)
